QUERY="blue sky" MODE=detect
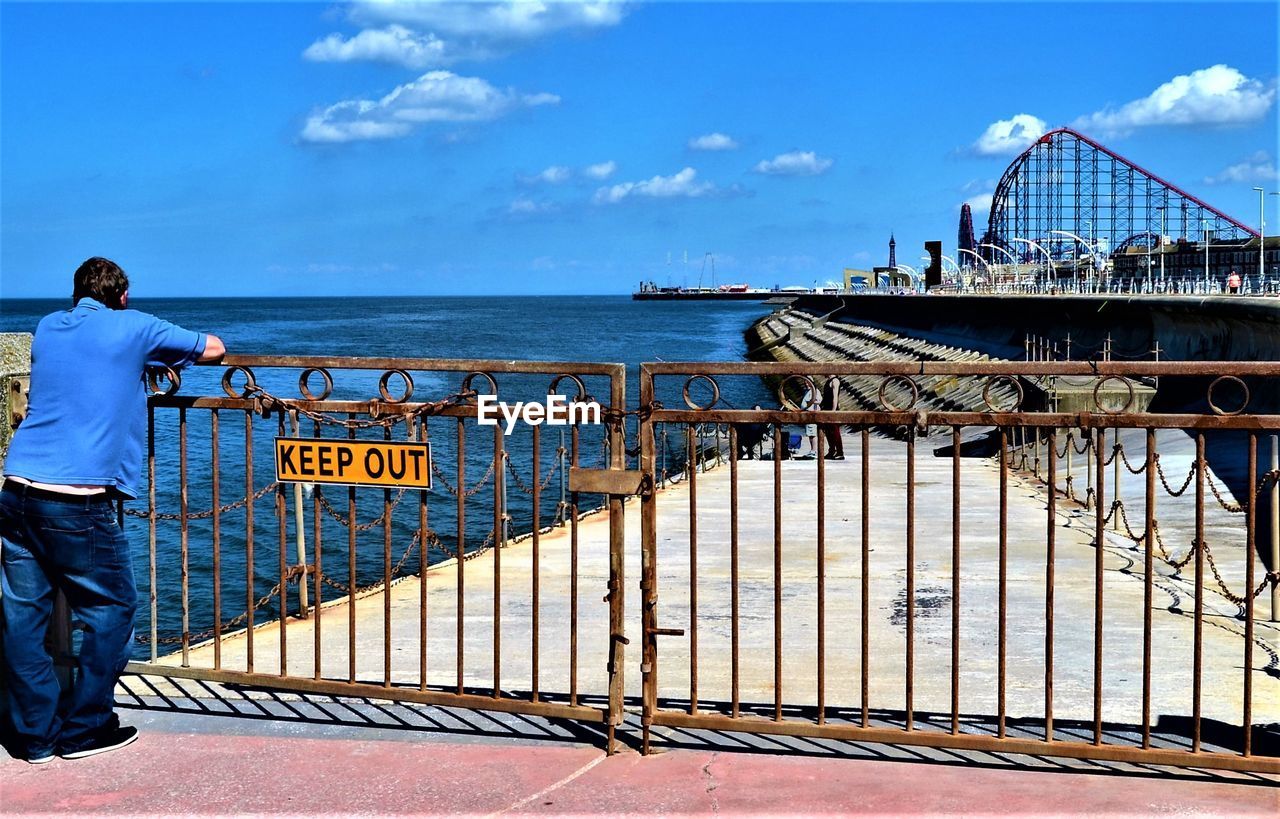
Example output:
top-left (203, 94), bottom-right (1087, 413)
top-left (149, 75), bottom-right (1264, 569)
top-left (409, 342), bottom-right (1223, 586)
top-left (2, 1), bottom-right (1277, 297)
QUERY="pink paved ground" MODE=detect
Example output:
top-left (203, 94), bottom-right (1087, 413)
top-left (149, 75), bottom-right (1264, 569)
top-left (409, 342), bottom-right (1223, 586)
top-left (3, 732), bottom-right (1277, 816)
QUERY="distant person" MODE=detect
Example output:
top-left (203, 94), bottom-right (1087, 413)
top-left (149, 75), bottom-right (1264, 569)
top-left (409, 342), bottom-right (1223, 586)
top-left (736, 406), bottom-right (769, 461)
top-left (799, 383), bottom-right (820, 459)
top-left (820, 377), bottom-right (844, 460)
top-left (1227, 270), bottom-right (1241, 294)
top-left (0, 257), bottom-right (225, 763)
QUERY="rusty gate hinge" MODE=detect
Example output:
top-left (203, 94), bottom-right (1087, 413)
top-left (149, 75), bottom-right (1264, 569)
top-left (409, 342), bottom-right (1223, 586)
top-left (568, 466), bottom-right (649, 496)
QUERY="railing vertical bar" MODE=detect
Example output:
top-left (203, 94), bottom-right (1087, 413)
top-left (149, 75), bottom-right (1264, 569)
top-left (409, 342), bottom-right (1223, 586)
top-left (639, 368), bottom-right (657, 755)
top-left (148, 404), bottom-right (158, 662)
top-left (277, 413), bottom-right (289, 677)
top-left (531, 423), bottom-right (541, 702)
top-left (906, 425), bottom-right (915, 732)
top-left (244, 408), bottom-right (255, 673)
top-left (1244, 434), bottom-right (1256, 757)
top-left (211, 409), bottom-right (222, 670)
top-left (456, 417), bottom-right (466, 695)
top-left (1046, 427), bottom-right (1057, 742)
top-left (729, 425), bottom-right (740, 719)
top-left (384, 423), bottom-right (394, 689)
top-left (569, 424), bottom-right (580, 706)
top-left (313, 419), bottom-right (323, 682)
top-left (951, 425), bottom-right (961, 736)
top-left (146, 404), bottom-right (158, 665)
top-left (998, 426), bottom-right (1008, 738)
top-left (1142, 428), bottom-right (1156, 748)
top-left (347, 415), bottom-right (357, 685)
top-left (773, 421), bottom-right (784, 722)
top-left (816, 425), bottom-right (826, 725)
top-left (493, 423), bottom-right (504, 698)
top-left (688, 424), bottom-right (699, 715)
top-left (179, 406), bottom-right (190, 667)
top-left (417, 418), bottom-right (428, 692)
top-left (1093, 426), bottom-right (1106, 745)
top-left (860, 427), bottom-right (870, 729)
top-left (1193, 432), bottom-right (1205, 752)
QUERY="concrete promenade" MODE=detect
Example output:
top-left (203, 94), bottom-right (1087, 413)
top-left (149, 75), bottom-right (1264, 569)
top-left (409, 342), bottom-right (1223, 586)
top-left (5, 703), bottom-right (1278, 815)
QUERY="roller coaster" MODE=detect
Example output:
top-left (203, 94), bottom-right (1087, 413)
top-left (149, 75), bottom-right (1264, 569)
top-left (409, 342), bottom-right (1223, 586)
top-left (977, 127), bottom-right (1259, 266)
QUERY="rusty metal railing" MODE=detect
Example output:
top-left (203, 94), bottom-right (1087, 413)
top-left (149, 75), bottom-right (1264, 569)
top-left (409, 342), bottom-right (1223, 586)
top-left (638, 360), bottom-right (1280, 773)
top-left (125, 355), bottom-right (629, 750)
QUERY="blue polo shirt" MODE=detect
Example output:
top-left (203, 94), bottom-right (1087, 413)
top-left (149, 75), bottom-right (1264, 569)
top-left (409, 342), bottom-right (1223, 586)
top-left (4, 298), bottom-right (207, 499)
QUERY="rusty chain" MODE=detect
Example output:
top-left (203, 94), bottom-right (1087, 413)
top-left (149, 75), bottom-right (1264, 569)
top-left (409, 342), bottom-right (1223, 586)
top-left (429, 456), bottom-right (497, 498)
top-left (123, 482), bottom-right (280, 520)
top-left (314, 487), bottom-right (410, 531)
top-left (504, 449), bottom-right (566, 496)
top-left (1102, 499), bottom-right (1277, 603)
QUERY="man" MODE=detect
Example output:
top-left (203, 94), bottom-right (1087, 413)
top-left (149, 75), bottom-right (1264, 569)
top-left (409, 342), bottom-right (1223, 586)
top-left (0, 257), bottom-right (224, 763)
top-left (819, 377), bottom-right (844, 460)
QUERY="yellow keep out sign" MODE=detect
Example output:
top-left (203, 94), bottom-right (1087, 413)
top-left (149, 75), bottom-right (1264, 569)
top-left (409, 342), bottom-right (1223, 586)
top-left (274, 438), bottom-right (432, 490)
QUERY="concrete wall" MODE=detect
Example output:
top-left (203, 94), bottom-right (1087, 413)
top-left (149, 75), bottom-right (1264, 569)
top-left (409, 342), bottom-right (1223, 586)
top-left (0, 332), bottom-right (33, 470)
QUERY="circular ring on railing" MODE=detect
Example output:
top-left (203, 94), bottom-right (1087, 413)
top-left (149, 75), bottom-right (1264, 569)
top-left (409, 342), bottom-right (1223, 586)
top-left (548, 373), bottom-right (588, 403)
top-left (1092, 375), bottom-right (1135, 415)
top-left (682, 374), bottom-right (721, 411)
top-left (981, 375), bottom-right (1024, 413)
top-left (776, 374), bottom-right (817, 412)
top-left (221, 365), bottom-right (257, 399)
top-left (877, 375), bottom-right (920, 412)
top-left (298, 367), bottom-right (334, 401)
top-left (1206, 375), bottom-right (1250, 417)
top-left (378, 369), bottom-right (414, 404)
top-left (460, 371), bottom-right (498, 401)
top-left (146, 366), bottom-right (181, 397)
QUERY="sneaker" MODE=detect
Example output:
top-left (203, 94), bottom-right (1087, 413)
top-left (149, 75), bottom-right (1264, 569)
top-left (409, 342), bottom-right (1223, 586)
top-left (27, 750), bottom-right (55, 765)
top-left (59, 726), bottom-right (138, 760)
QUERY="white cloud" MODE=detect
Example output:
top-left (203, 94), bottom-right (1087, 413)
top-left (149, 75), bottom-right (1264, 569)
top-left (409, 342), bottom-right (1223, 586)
top-left (971, 114), bottom-right (1047, 157)
top-left (508, 197), bottom-right (557, 215)
top-left (753, 150), bottom-right (833, 176)
top-left (688, 132), bottom-right (739, 151)
top-left (593, 167), bottom-right (714, 204)
top-left (583, 160), bottom-right (617, 179)
top-left (520, 165), bottom-right (571, 184)
top-left (303, 24), bottom-right (461, 69)
top-left (351, 0), bottom-right (626, 42)
top-left (1204, 151), bottom-right (1280, 185)
top-left (308, 3), bottom-right (627, 71)
top-left (1073, 65), bottom-right (1274, 137)
top-left (300, 70), bottom-right (558, 143)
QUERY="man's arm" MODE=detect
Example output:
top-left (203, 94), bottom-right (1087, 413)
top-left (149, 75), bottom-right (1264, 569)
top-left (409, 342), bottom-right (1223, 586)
top-left (198, 334), bottom-right (226, 363)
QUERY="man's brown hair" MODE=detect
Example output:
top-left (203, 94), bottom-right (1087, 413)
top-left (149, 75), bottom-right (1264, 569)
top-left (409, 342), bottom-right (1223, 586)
top-left (72, 257), bottom-right (129, 309)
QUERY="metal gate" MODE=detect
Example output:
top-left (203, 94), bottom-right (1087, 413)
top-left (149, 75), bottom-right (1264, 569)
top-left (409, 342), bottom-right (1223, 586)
top-left (126, 356), bottom-right (629, 749)
top-left (638, 360), bottom-right (1280, 773)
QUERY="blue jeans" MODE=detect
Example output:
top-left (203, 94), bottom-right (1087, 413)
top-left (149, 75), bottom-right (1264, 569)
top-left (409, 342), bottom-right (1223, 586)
top-left (0, 485), bottom-right (137, 757)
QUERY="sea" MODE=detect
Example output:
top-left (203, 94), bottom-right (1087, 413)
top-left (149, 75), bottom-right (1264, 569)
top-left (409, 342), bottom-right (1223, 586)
top-left (0, 296), bottom-right (776, 654)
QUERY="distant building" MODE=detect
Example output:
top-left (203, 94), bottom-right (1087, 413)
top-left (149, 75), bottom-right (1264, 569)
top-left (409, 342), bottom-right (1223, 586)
top-left (1110, 236), bottom-right (1280, 281)
top-left (888, 233), bottom-right (897, 270)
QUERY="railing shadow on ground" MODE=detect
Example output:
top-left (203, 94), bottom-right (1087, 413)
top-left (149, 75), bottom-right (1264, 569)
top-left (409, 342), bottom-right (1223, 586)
top-left (8, 672), bottom-right (1261, 787)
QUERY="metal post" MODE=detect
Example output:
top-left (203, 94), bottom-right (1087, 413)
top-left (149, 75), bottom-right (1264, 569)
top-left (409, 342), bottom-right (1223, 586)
top-left (559, 427), bottom-right (567, 525)
top-left (1271, 436), bottom-right (1279, 622)
top-left (289, 412), bottom-right (308, 615)
top-left (1085, 429), bottom-right (1094, 510)
top-left (1113, 429), bottom-right (1122, 533)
